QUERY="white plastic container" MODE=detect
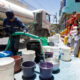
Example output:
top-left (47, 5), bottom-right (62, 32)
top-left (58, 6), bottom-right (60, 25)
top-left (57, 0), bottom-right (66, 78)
top-left (61, 46), bottom-right (71, 61)
top-left (22, 50), bottom-right (35, 62)
top-left (45, 57), bottom-right (60, 71)
top-left (0, 57), bottom-right (15, 80)
top-left (50, 47), bottom-right (59, 56)
top-left (43, 46), bottom-right (52, 52)
top-left (43, 46), bottom-right (59, 59)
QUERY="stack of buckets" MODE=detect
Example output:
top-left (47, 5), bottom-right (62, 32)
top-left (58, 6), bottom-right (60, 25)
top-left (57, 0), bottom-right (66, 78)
top-left (43, 46), bottom-right (60, 71)
top-left (39, 50), bottom-right (54, 79)
top-left (21, 49), bottom-right (36, 80)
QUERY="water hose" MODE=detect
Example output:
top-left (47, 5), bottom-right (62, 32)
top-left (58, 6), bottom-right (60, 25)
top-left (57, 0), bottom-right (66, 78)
top-left (5, 32), bottom-right (46, 55)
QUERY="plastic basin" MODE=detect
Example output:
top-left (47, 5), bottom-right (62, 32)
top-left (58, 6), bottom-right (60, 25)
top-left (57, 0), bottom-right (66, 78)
top-left (39, 62), bottom-right (53, 79)
top-left (22, 61), bottom-right (36, 78)
top-left (11, 55), bottom-right (21, 73)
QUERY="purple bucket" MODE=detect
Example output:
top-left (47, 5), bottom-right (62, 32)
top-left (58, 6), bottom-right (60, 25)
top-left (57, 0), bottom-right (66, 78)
top-left (22, 61), bottom-right (36, 78)
top-left (39, 62), bottom-right (53, 79)
top-left (45, 52), bottom-right (53, 58)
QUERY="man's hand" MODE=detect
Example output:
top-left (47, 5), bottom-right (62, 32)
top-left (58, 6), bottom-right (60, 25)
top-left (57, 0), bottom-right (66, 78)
top-left (23, 28), bottom-right (28, 33)
top-left (23, 29), bottom-right (26, 33)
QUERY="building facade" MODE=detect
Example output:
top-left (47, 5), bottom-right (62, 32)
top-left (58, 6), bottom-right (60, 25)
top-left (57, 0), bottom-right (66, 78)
top-left (59, 0), bottom-right (80, 29)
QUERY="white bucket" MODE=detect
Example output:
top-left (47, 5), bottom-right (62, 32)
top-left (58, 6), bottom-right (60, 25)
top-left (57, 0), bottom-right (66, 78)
top-left (0, 57), bottom-right (15, 80)
top-left (43, 46), bottom-right (60, 56)
top-left (45, 57), bottom-right (60, 71)
top-left (50, 47), bottom-right (59, 56)
top-left (43, 46), bottom-right (52, 52)
top-left (44, 46), bottom-right (60, 71)
top-left (61, 46), bottom-right (71, 61)
top-left (43, 46), bottom-right (59, 59)
top-left (22, 50), bottom-right (35, 62)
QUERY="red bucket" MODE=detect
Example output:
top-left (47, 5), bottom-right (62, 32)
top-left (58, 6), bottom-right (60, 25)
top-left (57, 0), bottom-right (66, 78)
top-left (11, 55), bottom-right (21, 73)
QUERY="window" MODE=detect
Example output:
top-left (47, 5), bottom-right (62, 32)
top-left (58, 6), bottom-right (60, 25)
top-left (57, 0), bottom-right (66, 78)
top-left (63, 0), bottom-right (66, 7)
top-left (46, 14), bottom-right (50, 22)
top-left (75, 0), bottom-right (80, 2)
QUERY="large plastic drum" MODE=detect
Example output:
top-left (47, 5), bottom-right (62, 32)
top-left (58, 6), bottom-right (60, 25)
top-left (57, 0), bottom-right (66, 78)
top-left (0, 57), bottom-right (15, 80)
top-left (22, 50), bottom-right (35, 62)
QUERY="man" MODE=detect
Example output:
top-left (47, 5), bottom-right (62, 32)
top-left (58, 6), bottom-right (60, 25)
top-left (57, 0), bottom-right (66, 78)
top-left (73, 26), bottom-right (80, 57)
top-left (3, 10), bottom-right (27, 55)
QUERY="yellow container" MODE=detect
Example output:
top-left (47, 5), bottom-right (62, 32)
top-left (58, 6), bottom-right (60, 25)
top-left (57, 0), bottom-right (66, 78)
top-left (64, 36), bottom-right (68, 45)
top-left (78, 48), bottom-right (80, 58)
top-left (60, 29), bottom-right (67, 36)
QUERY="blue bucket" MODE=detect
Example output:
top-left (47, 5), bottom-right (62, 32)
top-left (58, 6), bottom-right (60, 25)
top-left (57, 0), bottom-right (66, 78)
top-left (0, 51), bottom-right (13, 58)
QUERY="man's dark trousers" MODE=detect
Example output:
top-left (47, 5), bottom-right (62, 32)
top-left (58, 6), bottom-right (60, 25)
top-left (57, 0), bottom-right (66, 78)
top-left (9, 35), bottom-right (20, 55)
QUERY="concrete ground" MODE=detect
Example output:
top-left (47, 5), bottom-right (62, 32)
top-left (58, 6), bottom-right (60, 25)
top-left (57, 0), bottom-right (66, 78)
top-left (14, 57), bottom-right (80, 80)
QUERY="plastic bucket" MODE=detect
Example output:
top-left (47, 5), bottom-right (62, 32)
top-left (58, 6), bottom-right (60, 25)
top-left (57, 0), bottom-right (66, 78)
top-left (22, 61), bottom-right (36, 78)
top-left (61, 47), bottom-right (71, 61)
top-left (0, 57), bottom-right (15, 80)
top-left (39, 62), bottom-right (53, 79)
top-left (43, 46), bottom-right (52, 52)
top-left (45, 58), bottom-right (60, 71)
top-left (11, 55), bottom-right (21, 73)
top-left (50, 47), bottom-right (59, 56)
top-left (22, 50), bottom-right (35, 62)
